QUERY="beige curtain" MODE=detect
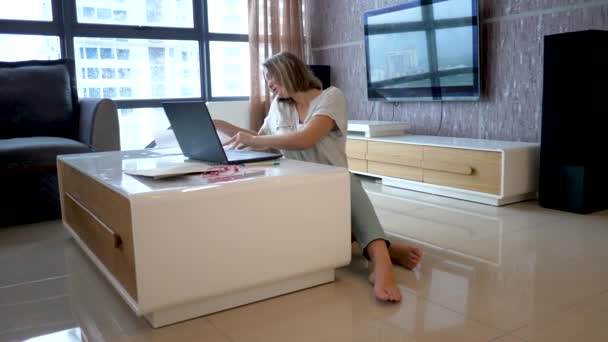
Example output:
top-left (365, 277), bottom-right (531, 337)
top-left (248, 0), bottom-right (306, 130)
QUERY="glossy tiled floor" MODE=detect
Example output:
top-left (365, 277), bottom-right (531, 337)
top-left (1, 180), bottom-right (607, 342)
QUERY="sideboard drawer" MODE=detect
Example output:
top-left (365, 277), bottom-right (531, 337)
top-left (366, 141), bottom-right (423, 167)
top-left (422, 146), bottom-right (501, 194)
top-left (346, 139), bottom-right (367, 159)
top-left (368, 161), bottom-right (423, 182)
top-left (348, 158), bottom-right (367, 173)
top-left (58, 161), bottom-right (138, 300)
top-left (63, 193), bottom-right (138, 300)
top-left (58, 162), bottom-right (133, 238)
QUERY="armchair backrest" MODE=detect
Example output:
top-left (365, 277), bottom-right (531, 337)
top-left (0, 59), bottom-right (80, 140)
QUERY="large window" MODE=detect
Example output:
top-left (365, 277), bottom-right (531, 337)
top-left (0, 0), bottom-right (249, 150)
top-left (0, 0), bottom-right (53, 21)
top-left (73, 37), bottom-right (201, 99)
top-left (0, 34), bottom-right (61, 61)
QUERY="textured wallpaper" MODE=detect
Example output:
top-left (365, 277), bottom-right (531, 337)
top-left (310, 0), bottom-right (608, 142)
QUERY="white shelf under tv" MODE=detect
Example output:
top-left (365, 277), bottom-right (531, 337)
top-left (347, 120), bottom-right (409, 138)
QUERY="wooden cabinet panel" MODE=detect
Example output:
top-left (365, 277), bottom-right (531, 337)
top-left (63, 194), bottom-right (138, 300)
top-left (348, 158), bottom-right (367, 173)
top-left (346, 139), bottom-right (367, 159)
top-left (368, 161), bottom-right (423, 182)
top-left (58, 162), bottom-right (137, 300)
top-left (366, 141), bottom-right (423, 167)
top-left (58, 162), bottom-right (133, 240)
top-left (422, 146), bottom-right (501, 194)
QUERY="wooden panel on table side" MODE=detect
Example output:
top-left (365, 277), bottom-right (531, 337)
top-left (346, 139), bottom-right (367, 159)
top-left (422, 146), bottom-right (501, 194)
top-left (58, 161), bottom-right (137, 300)
top-left (348, 158), bottom-right (367, 173)
top-left (366, 141), bottom-right (423, 167)
top-left (368, 161), bottom-right (423, 182)
top-left (63, 194), bottom-right (138, 299)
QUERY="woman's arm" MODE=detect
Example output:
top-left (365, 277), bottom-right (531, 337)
top-left (213, 119), bottom-right (258, 137)
top-left (224, 115), bottom-right (336, 151)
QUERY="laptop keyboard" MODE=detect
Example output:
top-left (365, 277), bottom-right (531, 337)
top-left (226, 149), bottom-right (255, 157)
top-left (225, 149), bottom-right (279, 161)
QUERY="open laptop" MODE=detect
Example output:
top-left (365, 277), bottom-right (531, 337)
top-left (161, 101), bottom-right (282, 164)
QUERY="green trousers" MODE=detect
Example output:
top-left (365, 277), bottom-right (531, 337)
top-left (350, 173), bottom-right (389, 258)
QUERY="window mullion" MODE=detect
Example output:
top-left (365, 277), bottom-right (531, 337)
top-left (0, 19), bottom-right (59, 35)
top-left (207, 33), bottom-right (248, 42)
top-left (71, 25), bottom-right (200, 41)
top-left (196, 0), bottom-right (210, 102)
top-left (114, 98), bottom-right (201, 109)
top-left (59, 0), bottom-right (76, 60)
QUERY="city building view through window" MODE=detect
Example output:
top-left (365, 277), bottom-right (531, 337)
top-left (0, 0), bottom-right (249, 150)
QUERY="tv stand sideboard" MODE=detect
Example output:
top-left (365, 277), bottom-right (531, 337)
top-left (346, 134), bottom-right (540, 206)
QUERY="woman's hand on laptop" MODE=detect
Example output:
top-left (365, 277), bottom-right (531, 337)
top-left (223, 132), bottom-right (258, 150)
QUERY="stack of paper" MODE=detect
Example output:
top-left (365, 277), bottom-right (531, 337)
top-left (124, 163), bottom-right (215, 179)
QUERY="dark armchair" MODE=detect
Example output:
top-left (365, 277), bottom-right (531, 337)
top-left (0, 59), bottom-right (120, 227)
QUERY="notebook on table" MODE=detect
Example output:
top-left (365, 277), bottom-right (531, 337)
top-left (161, 101), bottom-right (282, 165)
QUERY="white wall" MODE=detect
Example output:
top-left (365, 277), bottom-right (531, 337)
top-left (207, 100), bottom-right (250, 142)
top-left (206, 100), bottom-right (250, 130)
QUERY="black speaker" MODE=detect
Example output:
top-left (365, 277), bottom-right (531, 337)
top-left (539, 30), bottom-right (608, 214)
top-left (309, 64), bottom-right (331, 89)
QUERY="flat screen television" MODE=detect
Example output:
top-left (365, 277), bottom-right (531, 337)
top-left (363, 0), bottom-right (480, 101)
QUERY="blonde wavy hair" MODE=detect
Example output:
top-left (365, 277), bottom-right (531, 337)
top-left (262, 52), bottom-right (322, 95)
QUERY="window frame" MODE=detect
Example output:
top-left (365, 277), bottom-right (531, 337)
top-left (0, 0), bottom-right (249, 111)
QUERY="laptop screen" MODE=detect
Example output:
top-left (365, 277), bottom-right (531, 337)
top-left (161, 101), bottom-right (282, 164)
top-left (162, 101), bottom-right (229, 164)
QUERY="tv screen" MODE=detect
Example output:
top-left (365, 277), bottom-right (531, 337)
top-left (363, 0), bottom-right (480, 101)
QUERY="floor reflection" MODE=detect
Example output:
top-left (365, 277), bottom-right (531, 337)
top-left (367, 189), bottom-right (503, 266)
top-left (24, 328), bottom-right (83, 342)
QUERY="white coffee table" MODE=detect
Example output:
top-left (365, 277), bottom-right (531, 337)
top-left (57, 149), bottom-right (351, 327)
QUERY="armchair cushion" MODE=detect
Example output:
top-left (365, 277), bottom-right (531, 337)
top-left (0, 59), bottom-right (79, 140)
top-left (0, 137), bottom-right (90, 172)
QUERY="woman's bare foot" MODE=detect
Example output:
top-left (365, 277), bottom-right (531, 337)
top-left (368, 267), bottom-right (402, 302)
top-left (389, 242), bottom-right (423, 270)
top-left (366, 240), bottom-right (402, 302)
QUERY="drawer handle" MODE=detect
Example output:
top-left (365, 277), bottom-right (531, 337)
top-left (65, 192), bottom-right (124, 250)
top-left (98, 224), bottom-right (123, 249)
top-left (113, 235), bottom-right (123, 249)
top-left (423, 161), bottom-right (474, 175)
